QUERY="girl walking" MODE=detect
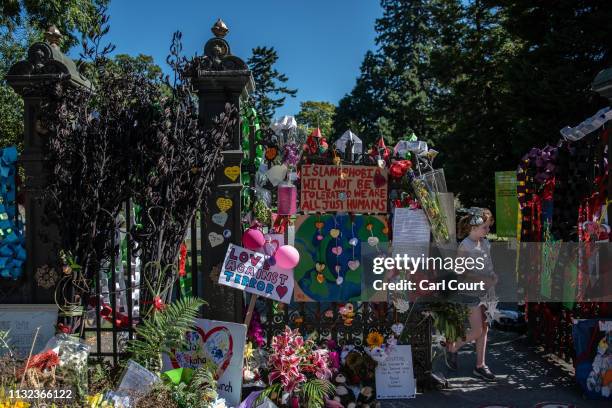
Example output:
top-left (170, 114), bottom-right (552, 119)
top-left (444, 207), bottom-right (498, 381)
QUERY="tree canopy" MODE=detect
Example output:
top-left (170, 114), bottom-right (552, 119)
top-left (335, 0), bottom-right (612, 208)
top-left (247, 46), bottom-right (297, 125)
top-left (295, 101), bottom-right (336, 139)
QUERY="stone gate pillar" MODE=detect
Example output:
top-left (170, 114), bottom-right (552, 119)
top-left (190, 20), bottom-right (255, 322)
top-left (5, 26), bottom-right (91, 303)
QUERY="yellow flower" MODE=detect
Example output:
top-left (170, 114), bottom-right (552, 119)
top-left (86, 393), bottom-right (103, 407)
top-left (244, 341), bottom-right (254, 360)
top-left (0, 401), bottom-right (30, 408)
top-left (366, 331), bottom-right (384, 348)
top-left (0, 389), bottom-right (30, 408)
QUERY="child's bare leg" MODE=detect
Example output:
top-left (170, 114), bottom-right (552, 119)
top-left (448, 305), bottom-right (483, 352)
top-left (476, 322), bottom-right (488, 367)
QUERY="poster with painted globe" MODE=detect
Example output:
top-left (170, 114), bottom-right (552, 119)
top-left (293, 214), bottom-right (389, 302)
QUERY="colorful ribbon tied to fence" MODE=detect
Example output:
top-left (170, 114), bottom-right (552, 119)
top-left (0, 146), bottom-right (26, 279)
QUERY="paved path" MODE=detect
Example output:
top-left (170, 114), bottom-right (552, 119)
top-left (381, 330), bottom-right (610, 408)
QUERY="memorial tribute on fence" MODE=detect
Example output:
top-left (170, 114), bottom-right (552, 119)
top-left (218, 243), bottom-right (295, 304)
top-left (300, 164), bottom-right (388, 213)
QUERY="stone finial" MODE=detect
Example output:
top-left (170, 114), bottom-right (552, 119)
top-left (44, 25), bottom-right (62, 47)
top-left (211, 19), bottom-right (229, 38)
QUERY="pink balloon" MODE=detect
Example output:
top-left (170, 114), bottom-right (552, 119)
top-left (275, 245), bottom-right (300, 269)
top-left (242, 228), bottom-right (265, 250)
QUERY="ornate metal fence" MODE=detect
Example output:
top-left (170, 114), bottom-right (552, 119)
top-left (257, 299), bottom-right (433, 385)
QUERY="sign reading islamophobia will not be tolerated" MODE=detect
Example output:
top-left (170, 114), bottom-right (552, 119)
top-left (218, 244), bottom-right (294, 304)
top-left (300, 164), bottom-right (388, 214)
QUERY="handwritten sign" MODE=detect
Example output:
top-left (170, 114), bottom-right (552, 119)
top-left (163, 319), bottom-right (246, 407)
top-left (375, 345), bottom-right (416, 399)
top-left (218, 244), bottom-right (294, 304)
top-left (0, 304), bottom-right (58, 357)
top-left (300, 165), bottom-right (387, 213)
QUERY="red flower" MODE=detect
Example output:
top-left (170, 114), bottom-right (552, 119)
top-left (57, 323), bottom-right (70, 334)
top-left (389, 160), bottom-right (412, 179)
top-left (153, 296), bottom-right (166, 311)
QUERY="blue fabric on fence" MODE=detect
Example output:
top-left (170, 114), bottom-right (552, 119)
top-left (0, 146), bottom-right (25, 279)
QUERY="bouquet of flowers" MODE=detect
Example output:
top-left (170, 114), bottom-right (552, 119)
top-left (410, 171), bottom-right (450, 244)
top-left (258, 327), bottom-right (335, 408)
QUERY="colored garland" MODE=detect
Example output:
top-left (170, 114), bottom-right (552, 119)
top-left (0, 146), bottom-right (25, 279)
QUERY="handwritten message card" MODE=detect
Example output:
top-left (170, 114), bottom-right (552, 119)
top-left (375, 345), bottom-right (416, 399)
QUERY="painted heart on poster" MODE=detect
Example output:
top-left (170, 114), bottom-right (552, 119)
top-left (163, 319), bottom-right (246, 407)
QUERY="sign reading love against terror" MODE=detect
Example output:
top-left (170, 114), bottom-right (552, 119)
top-left (218, 243), bottom-right (295, 304)
top-left (300, 164), bottom-right (388, 213)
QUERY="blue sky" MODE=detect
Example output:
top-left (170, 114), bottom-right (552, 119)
top-left (98, 0), bottom-right (382, 119)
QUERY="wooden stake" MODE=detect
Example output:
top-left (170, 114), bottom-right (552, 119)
top-left (21, 326), bottom-right (40, 386)
top-left (244, 295), bottom-right (258, 327)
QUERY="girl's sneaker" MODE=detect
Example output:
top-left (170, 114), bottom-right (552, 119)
top-left (473, 365), bottom-right (496, 381)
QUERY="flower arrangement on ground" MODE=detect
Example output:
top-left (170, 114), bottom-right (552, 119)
top-left (257, 327), bottom-right (335, 408)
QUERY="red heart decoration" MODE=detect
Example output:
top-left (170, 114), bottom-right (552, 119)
top-left (276, 285), bottom-right (288, 299)
top-left (373, 170), bottom-right (387, 188)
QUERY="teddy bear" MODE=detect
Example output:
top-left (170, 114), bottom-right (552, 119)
top-left (343, 348), bottom-right (377, 386)
top-left (332, 372), bottom-right (357, 408)
top-left (356, 384), bottom-right (378, 408)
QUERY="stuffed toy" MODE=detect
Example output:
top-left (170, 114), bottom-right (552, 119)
top-left (365, 346), bottom-right (387, 363)
top-left (343, 348), bottom-right (377, 385)
top-left (332, 372), bottom-right (356, 408)
top-left (356, 385), bottom-right (377, 408)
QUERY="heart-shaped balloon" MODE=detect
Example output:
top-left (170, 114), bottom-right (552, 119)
top-left (316, 234), bottom-right (324, 241)
top-left (316, 273), bottom-right (325, 283)
top-left (330, 228), bottom-right (340, 238)
top-left (349, 238), bottom-right (359, 246)
top-left (347, 260), bottom-right (360, 271)
top-left (336, 276), bottom-right (344, 285)
top-left (266, 165), bottom-right (288, 186)
top-left (315, 262), bottom-right (326, 272)
top-left (367, 236), bottom-right (379, 246)
top-left (315, 221), bottom-right (324, 229)
top-left (331, 246), bottom-right (343, 255)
